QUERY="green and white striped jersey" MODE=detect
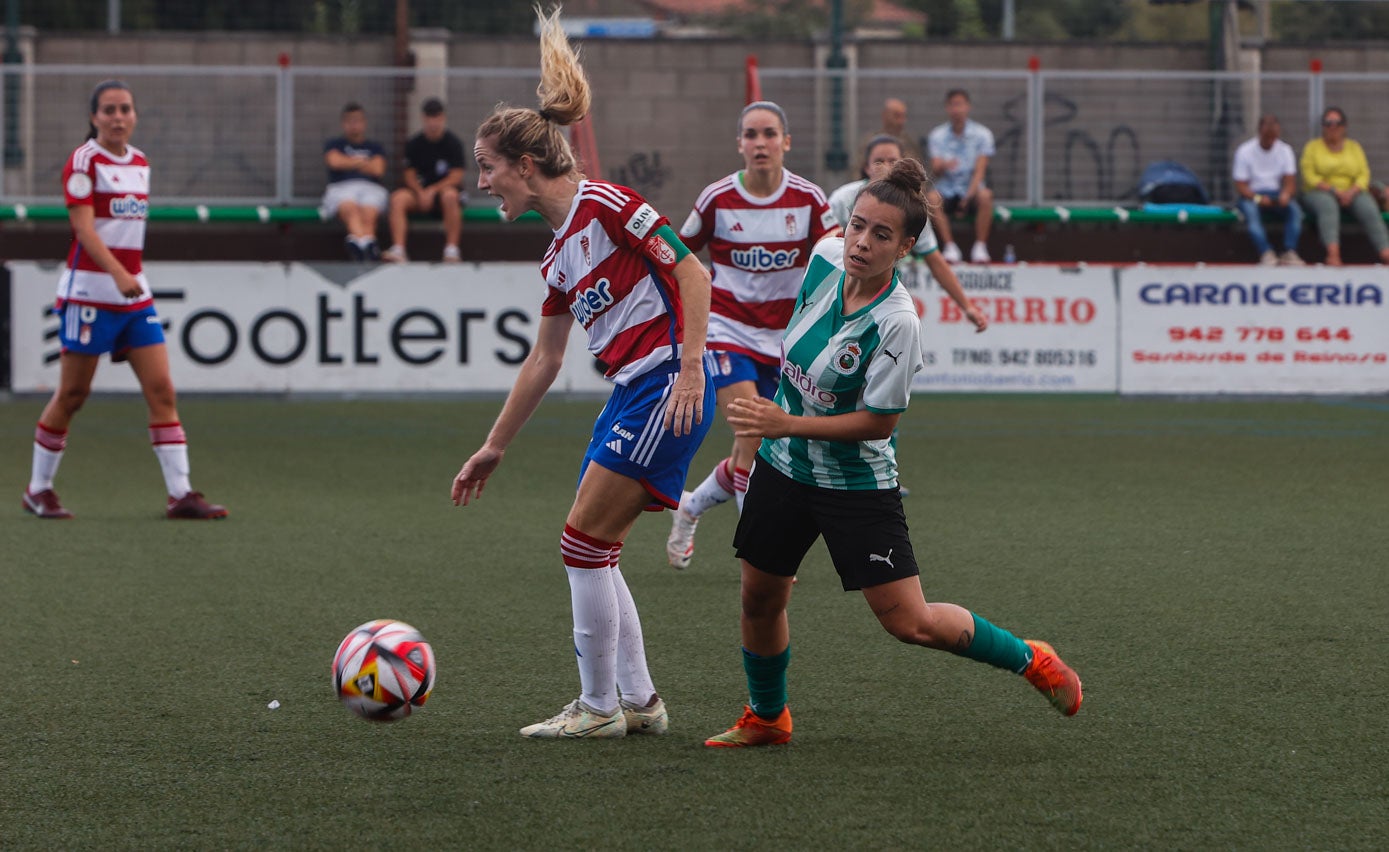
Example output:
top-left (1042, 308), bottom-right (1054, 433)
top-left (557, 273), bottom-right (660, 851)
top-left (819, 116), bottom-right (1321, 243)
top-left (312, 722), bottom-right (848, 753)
top-left (760, 238), bottom-right (924, 490)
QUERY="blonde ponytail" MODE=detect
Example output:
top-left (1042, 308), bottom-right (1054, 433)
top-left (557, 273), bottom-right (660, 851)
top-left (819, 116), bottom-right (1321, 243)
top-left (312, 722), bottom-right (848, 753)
top-left (476, 5), bottom-right (589, 179)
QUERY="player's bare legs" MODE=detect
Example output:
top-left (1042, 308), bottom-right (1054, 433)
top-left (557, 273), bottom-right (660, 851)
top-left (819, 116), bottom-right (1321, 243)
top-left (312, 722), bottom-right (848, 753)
top-left (38, 352), bottom-right (100, 433)
top-left (126, 343), bottom-right (179, 424)
top-left (667, 379), bottom-right (759, 569)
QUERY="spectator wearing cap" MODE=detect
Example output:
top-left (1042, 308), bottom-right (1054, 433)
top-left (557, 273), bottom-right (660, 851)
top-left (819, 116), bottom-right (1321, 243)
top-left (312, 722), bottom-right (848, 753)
top-left (383, 98), bottom-right (467, 263)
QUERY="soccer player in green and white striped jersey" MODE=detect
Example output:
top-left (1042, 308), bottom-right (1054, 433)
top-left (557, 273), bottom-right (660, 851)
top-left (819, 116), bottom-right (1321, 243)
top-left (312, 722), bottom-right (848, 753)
top-left (704, 159), bottom-right (1082, 748)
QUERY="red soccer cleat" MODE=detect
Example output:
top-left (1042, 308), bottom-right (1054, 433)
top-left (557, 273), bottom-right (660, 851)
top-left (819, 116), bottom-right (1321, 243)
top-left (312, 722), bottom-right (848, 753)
top-left (22, 488), bottom-right (74, 519)
top-left (166, 491), bottom-right (228, 520)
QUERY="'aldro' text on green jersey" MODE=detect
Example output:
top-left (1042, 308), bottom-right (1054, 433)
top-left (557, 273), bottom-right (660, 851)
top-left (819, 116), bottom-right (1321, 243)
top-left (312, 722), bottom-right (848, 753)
top-left (759, 238), bottom-right (924, 490)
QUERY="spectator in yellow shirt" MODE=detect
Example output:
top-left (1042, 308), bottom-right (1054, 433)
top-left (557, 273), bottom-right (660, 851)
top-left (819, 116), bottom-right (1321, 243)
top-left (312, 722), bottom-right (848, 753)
top-left (1299, 107), bottom-right (1389, 266)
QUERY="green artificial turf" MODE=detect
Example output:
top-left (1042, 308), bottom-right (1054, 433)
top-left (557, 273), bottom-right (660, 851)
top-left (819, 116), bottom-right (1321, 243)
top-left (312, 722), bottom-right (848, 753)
top-left (2, 395), bottom-right (1386, 849)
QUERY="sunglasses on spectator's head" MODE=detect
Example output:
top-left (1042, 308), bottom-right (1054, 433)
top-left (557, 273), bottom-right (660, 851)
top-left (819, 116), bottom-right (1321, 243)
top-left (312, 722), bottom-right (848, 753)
top-left (1323, 118), bottom-right (1345, 127)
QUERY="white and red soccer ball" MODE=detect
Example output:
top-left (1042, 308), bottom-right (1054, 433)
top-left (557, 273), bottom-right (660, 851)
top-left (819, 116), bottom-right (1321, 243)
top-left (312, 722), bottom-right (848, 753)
top-left (332, 619), bottom-right (436, 721)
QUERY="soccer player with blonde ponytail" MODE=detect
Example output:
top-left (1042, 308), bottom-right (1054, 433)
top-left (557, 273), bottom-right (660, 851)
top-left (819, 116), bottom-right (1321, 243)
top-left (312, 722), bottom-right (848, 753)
top-left (453, 6), bottom-right (715, 739)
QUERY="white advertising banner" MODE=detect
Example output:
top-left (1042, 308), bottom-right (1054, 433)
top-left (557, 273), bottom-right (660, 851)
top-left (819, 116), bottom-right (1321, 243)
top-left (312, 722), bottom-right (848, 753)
top-left (903, 263), bottom-right (1118, 393)
top-left (1118, 266), bottom-right (1389, 393)
top-left (8, 262), bottom-right (614, 394)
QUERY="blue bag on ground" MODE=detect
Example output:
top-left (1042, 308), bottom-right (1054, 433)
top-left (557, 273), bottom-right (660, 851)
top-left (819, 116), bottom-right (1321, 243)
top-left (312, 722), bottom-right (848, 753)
top-left (1137, 160), bottom-right (1210, 205)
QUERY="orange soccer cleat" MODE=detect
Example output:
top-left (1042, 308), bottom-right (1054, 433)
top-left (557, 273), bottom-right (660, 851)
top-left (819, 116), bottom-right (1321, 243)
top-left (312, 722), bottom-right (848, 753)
top-left (1023, 639), bottom-right (1083, 716)
top-left (704, 705), bottom-right (793, 748)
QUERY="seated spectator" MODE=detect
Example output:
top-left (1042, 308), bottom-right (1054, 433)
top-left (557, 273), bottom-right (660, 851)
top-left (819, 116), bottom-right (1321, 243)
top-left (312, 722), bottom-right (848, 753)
top-left (383, 98), bottom-right (467, 263)
top-left (322, 102), bottom-right (388, 261)
top-left (1299, 106), bottom-right (1389, 266)
top-left (1232, 113), bottom-right (1303, 266)
top-left (861, 98), bottom-right (925, 165)
top-left (928, 89), bottom-right (995, 264)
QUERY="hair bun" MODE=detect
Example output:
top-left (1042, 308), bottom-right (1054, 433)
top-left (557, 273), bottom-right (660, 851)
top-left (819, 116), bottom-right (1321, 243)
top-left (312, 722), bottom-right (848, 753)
top-left (886, 158), bottom-right (927, 194)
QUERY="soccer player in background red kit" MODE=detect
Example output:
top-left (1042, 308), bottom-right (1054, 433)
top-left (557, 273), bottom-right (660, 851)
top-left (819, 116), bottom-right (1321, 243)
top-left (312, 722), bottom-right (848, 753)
top-left (452, 7), bottom-right (714, 739)
top-left (23, 80), bottom-right (226, 521)
top-left (665, 100), bottom-right (840, 570)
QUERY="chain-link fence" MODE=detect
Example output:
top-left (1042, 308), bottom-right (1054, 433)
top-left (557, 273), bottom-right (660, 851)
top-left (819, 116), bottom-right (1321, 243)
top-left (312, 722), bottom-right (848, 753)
top-left (3, 63), bottom-right (1387, 209)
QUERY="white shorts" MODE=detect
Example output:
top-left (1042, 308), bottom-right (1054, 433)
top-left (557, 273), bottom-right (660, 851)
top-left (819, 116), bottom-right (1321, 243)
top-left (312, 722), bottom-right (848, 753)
top-left (322, 180), bottom-right (388, 216)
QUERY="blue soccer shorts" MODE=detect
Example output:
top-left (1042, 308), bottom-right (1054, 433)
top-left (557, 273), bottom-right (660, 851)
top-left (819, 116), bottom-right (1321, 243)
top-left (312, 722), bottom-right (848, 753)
top-left (58, 302), bottom-right (165, 358)
top-left (706, 349), bottom-right (780, 399)
top-left (580, 359), bottom-right (715, 511)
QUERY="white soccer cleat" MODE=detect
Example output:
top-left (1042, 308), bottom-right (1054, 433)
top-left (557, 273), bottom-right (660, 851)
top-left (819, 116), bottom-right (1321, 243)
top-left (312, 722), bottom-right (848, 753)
top-left (520, 699), bottom-right (627, 739)
top-left (620, 697), bottom-right (669, 735)
top-left (666, 492), bottom-right (699, 570)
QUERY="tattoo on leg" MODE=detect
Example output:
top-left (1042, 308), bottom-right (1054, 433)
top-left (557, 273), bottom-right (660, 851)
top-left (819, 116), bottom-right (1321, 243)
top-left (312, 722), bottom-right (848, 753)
top-left (953, 630), bottom-right (973, 653)
top-left (872, 602), bottom-right (901, 618)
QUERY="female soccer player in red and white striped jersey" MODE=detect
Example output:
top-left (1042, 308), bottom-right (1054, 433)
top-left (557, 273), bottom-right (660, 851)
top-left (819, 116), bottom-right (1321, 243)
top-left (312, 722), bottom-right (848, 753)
top-left (451, 7), bottom-right (713, 739)
top-left (23, 80), bottom-right (226, 521)
top-left (665, 100), bottom-right (840, 570)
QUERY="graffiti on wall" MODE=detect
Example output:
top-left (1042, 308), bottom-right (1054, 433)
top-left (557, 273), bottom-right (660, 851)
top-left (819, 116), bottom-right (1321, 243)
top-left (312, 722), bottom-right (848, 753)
top-left (610, 151), bottom-right (672, 203)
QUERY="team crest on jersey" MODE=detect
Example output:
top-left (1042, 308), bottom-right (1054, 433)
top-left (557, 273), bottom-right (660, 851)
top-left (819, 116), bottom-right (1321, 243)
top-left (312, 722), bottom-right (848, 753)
top-left (580, 235), bottom-right (592, 266)
top-left (830, 341), bottom-right (863, 375)
top-left (645, 234), bottom-right (676, 266)
top-left (785, 213), bottom-right (797, 236)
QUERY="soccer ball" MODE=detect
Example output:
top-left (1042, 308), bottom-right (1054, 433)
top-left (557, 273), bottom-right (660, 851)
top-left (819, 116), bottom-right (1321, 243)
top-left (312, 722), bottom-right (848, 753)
top-left (332, 619), bottom-right (436, 721)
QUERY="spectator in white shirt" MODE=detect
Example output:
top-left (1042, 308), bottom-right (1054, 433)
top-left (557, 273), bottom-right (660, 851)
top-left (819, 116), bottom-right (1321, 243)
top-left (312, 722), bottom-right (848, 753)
top-left (1232, 114), bottom-right (1304, 266)
top-left (927, 89), bottom-right (995, 264)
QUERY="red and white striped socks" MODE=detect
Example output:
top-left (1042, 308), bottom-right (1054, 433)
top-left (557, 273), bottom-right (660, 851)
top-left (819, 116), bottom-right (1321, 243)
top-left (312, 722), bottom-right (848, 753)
top-left (683, 456), bottom-right (743, 517)
top-left (732, 462), bottom-right (750, 513)
top-left (149, 421), bottom-right (192, 499)
top-left (560, 525), bottom-right (658, 713)
top-left (29, 423), bottom-right (67, 493)
top-left (562, 525), bottom-right (622, 714)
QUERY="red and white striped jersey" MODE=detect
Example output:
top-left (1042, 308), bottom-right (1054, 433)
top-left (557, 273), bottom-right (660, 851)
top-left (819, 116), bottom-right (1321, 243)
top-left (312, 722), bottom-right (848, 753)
top-left (679, 169), bottom-right (837, 364)
top-left (540, 180), bottom-right (687, 386)
top-left (57, 140), bottom-right (152, 311)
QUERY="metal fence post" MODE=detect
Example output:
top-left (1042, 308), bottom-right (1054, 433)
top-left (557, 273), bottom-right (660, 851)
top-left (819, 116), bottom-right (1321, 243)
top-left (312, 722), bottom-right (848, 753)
top-left (1027, 57), bottom-right (1043, 207)
top-left (276, 55), bottom-right (293, 206)
top-left (1307, 58), bottom-right (1323, 137)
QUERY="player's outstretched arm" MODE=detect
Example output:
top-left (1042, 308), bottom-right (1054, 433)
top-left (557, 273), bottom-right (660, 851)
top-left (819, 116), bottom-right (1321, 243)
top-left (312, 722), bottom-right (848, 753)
top-left (452, 313), bottom-right (573, 505)
top-left (924, 252), bottom-right (987, 332)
